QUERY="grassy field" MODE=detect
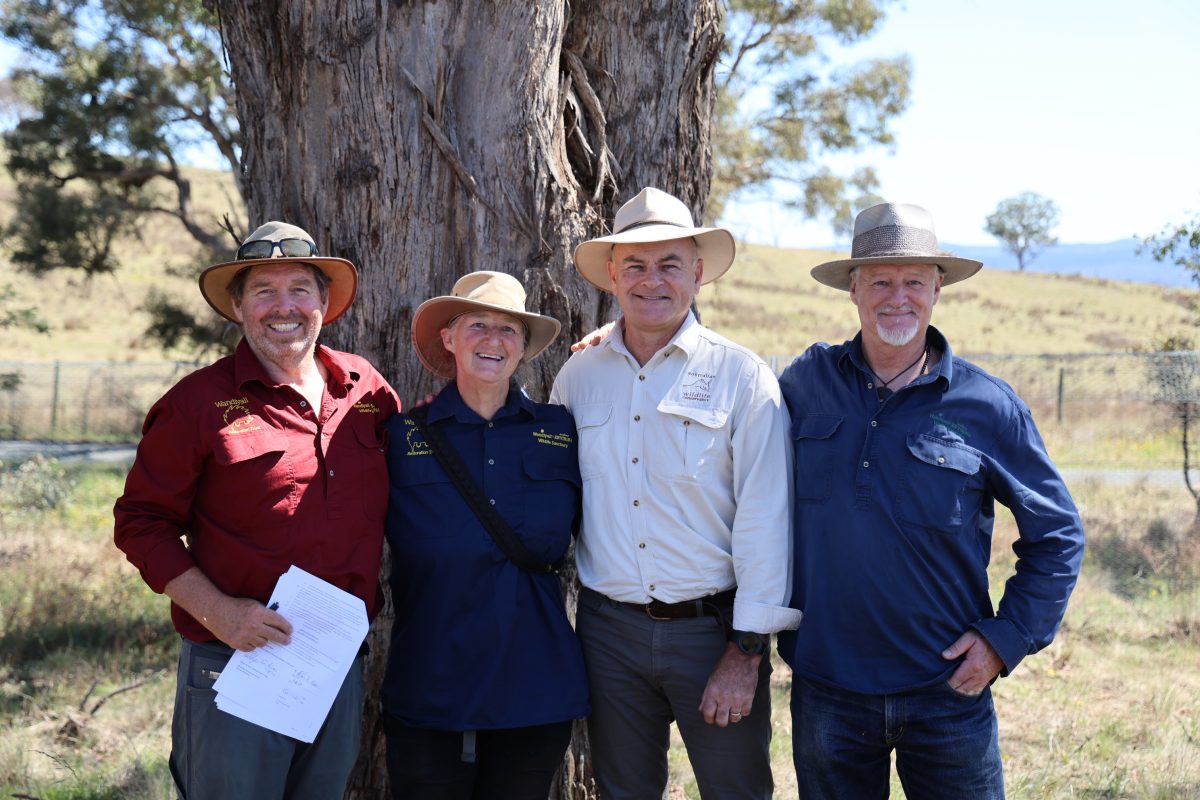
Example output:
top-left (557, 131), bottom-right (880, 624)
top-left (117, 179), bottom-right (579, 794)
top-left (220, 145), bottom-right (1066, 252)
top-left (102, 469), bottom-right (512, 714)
top-left (1, 460), bottom-right (1197, 799)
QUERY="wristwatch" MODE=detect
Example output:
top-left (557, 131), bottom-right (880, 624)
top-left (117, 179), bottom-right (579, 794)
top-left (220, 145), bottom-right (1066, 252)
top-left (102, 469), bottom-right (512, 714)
top-left (730, 629), bottom-right (768, 656)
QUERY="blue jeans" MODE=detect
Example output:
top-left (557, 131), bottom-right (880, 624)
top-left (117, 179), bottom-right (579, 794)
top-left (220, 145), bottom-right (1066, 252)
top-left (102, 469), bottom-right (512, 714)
top-left (791, 675), bottom-right (1004, 800)
top-left (170, 638), bottom-right (365, 800)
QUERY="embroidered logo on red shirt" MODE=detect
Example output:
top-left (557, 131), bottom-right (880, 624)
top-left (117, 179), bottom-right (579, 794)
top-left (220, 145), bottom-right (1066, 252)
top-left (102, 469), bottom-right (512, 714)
top-left (214, 397), bottom-right (262, 434)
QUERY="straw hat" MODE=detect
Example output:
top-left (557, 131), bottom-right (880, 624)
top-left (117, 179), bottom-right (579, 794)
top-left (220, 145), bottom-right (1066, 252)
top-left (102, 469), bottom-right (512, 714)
top-left (810, 203), bottom-right (983, 291)
top-left (411, 271), bottom-right (561, 379)
top-left (573, 187), bottom-right (736, 291)
top-left (199, 221), bottom-right (358, 323)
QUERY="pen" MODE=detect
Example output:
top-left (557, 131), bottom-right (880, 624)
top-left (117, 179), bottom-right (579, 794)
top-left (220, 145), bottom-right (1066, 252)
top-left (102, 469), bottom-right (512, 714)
top-left (268, 602), bottom-right (279, 611)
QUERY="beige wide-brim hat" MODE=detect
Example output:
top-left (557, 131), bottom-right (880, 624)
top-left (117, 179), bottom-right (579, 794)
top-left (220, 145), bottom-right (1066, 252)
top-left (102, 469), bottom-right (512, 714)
top-left (411, 271), bottom-right (562, 380)
top-left (574, 187), bottom-right (736, 291)
top-left (811, 203), bottom-right (983, 291)
top-left (199, 221), bottom-right (359, 323)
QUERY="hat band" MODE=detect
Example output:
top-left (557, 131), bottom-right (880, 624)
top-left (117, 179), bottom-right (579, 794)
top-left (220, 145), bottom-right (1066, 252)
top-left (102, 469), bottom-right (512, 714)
top-left (851, 225), bottom-right (940, 259)
top-left (615, 218), bottom-right (689, 235)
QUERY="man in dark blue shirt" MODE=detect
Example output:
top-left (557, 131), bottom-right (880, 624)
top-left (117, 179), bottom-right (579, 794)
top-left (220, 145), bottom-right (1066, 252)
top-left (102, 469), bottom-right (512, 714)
top-left (778, 203), bottom-right (1085, 799)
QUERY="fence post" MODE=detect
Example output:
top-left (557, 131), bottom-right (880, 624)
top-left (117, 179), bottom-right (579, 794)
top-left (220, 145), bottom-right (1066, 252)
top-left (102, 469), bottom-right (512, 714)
top-left (1056, 367), bottom-right (1065, 424)
top-left (50, 360), bottom-right (61, 438)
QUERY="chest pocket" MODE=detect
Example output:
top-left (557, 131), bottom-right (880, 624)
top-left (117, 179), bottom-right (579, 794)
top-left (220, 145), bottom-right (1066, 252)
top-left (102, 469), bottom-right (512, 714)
top-left (573, 402), bottom-right (612, 479)
top-left (790, 414), bottom-right (842, 502)
top-left (209, 429), bottom-right (295, 526)
top-left (897, 433), bottom-right (982, 536)
top-left (519, 449), bottom-right (582, 562)
top-left (657, 405), bottom-right (730, 483)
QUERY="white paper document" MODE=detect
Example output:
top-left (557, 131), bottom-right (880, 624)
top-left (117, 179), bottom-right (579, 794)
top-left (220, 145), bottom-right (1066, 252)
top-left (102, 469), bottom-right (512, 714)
top-left (213, 565), bottom-right (368, 743)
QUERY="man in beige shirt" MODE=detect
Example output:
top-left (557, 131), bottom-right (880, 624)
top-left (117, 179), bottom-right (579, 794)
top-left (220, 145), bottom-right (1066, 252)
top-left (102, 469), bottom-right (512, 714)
top-left (551, 188), bottom-right (799, 799)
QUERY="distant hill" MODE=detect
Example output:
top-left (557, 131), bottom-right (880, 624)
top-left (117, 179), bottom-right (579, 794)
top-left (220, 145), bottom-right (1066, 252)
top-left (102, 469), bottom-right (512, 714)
top-left (943, 239), bottom-right (1191, 288)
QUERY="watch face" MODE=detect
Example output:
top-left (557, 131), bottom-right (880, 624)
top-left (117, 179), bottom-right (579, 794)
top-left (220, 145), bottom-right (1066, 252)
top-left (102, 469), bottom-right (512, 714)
top-left (737, 631), bottom-right (767, 656)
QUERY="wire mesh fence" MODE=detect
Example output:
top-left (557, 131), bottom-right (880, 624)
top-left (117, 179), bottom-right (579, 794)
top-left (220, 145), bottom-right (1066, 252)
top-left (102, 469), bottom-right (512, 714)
top-left (765, 350), bottom-right (1200, 470)
top-left (2, 351), bottom-right (1199, 470)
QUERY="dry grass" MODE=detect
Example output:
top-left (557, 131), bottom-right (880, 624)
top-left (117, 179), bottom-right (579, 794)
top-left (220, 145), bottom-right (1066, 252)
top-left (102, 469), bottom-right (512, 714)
top-left (665, 476), bottom-right (1200, 799)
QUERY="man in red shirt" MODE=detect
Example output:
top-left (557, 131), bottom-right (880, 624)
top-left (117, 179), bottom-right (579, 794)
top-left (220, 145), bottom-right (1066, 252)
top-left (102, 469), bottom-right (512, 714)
top-left (114, 222), bottom-right (398, 800)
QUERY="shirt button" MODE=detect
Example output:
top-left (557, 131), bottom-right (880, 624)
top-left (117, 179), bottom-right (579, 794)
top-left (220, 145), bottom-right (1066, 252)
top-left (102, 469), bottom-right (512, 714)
top-left (638, 375), bottom-right (645, 381)
top-left (633, 499), bottom-right (640, 507)
top-left (862, 461), bottom-right (869, 468)
top-left (683, 420), bottom-right (690, 427)
top-left (329, 469), bottom-right (335, 476)
top-left (649, 584), bottom-right (656, 591)
top-left (488, 458), bottom-right (495, 465)
top-left (867, 382), bottom-right (874, 389)
top-left (634, 415), bottom-right (640, 422)
top-left (489, 498), bottom-right (496, 505)
top-left (299, 400), bottom-right (307, 407)
top-left (632, 457), bottom-right (639, 464)
top-left (937, 456), bottom-right (945, 464)
top-left (870, 420), bottom-right (878, 427)
top-left (487, 422), bottom-right (494, 428)
top-left (639, 542), bottom-right (646, 549)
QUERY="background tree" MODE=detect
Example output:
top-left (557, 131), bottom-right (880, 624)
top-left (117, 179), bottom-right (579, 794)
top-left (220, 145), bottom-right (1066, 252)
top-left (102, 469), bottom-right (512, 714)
top-left (211, 2), bottom-right (725, 796)
top-left (0, 0), bottom-right (241, 344)
top-left (712, 0), bottom-right (911, 232)
top-left (984, 191), bottom-right (1060, 270)
top-left (1141, 213), bottom-right (1200, 286)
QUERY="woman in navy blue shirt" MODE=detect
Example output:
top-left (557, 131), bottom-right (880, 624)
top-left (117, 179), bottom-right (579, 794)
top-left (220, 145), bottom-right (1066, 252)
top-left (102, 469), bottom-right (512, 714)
top-left (382, 271), bottom-right (588, 799)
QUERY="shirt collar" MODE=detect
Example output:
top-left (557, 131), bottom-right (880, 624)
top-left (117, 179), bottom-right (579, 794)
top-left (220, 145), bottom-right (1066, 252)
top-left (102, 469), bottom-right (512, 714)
top-left (233, 340), bottom-right (359, 398)
top-left (609, 310), bottom-right (700, 360)
top-left (841, 325), bottom-right (955, 388)
top-left (427, 381), bottom-right (538, 424)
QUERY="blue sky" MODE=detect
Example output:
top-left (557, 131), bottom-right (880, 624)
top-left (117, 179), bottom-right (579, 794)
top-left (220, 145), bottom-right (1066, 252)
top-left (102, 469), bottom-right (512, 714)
top-left (721, 0), bottom-right (1200, 247)
top-left (2, 1), bottom-right (1197, 249)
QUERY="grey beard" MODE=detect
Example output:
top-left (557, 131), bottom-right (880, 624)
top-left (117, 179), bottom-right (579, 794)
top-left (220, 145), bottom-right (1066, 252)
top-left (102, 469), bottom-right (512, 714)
top-left (876, 320), bottom-right (918, 347)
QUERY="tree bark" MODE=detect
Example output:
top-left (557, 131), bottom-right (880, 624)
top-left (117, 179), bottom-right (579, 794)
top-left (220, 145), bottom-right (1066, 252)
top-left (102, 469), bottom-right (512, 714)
top-left (212, 1), bottom-right (723, 796)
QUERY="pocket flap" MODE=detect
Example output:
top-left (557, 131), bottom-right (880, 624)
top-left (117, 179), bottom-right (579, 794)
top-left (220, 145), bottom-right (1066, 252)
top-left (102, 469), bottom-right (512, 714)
top-left (212, 430), bottom-right (288, 465)
top-left (791, 413), bottom-right (843, 441)
top-left (523, 449), bottom-right (582, 486)
top-left (574, 402), bottom-right (612, 430)
top-left (657, 401), bottom-right (730, 430)
top-left (905, 433), bottom-right (981, 475)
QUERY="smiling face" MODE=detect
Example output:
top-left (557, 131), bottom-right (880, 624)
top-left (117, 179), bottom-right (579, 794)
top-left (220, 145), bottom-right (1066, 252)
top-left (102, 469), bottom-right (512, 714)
top-left (231, 262), bottom-right (328, 377)
top-left (440, 309), bottom-right (527, 387)
top-left (607, 238), bottom-right (703, 341)
top-left (849, 263), bottom-right (942, 350)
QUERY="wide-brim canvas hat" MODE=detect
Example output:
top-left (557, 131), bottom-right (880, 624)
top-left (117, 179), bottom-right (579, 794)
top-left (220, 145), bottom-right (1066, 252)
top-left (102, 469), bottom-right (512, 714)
top-left (810, 203), bottom-right (983, 291)
top-left (574, 187), bottom-right (736, 291)
top-left (411, 271), bottom-right (562, 380)
top-left (199, 221), bottom-right (359, 323)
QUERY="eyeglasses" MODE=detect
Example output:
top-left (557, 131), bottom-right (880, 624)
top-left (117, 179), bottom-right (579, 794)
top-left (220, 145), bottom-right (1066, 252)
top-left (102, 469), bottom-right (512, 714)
top-left (236, 238), bottom-right (320, 260)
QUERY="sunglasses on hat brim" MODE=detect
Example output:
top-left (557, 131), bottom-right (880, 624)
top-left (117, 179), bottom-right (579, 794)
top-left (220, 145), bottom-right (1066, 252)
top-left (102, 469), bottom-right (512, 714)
top-left (236, 238), bottom-right (320, 260)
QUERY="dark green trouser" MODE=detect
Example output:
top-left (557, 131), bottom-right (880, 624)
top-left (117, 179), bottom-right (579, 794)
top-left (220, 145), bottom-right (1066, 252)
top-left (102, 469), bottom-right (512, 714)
top-left (170, 638), bottom-right (365, 800)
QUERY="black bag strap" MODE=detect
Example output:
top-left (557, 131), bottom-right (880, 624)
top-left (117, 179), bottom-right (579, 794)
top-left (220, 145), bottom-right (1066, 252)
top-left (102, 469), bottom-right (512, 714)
top-left (408, 406), bottom-right (559, 575)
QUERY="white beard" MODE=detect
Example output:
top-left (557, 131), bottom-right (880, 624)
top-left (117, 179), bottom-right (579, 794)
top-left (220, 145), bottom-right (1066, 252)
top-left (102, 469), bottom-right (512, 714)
top-left (876, 318), bottom-right (919, 347)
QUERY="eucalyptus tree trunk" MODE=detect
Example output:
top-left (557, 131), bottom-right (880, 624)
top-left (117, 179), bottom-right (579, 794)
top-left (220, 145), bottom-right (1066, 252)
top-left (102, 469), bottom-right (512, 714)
top-left (212, 1), bottom-right (723, 796)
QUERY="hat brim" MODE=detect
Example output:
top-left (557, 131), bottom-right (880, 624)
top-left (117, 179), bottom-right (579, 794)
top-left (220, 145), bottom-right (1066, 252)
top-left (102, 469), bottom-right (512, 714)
top-left (810, 254), bottom-right (983, 291)
top-left (199, 257), bottom-right (359, 323)
top-left (411, 296), bottom-right (562, 380)
top-left (574, 225), bottom-right (736, 291)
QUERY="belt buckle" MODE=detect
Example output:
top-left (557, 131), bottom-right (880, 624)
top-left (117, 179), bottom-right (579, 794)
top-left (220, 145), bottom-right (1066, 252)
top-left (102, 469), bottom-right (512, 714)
top-left (644, 601), bottom-right (671, 621)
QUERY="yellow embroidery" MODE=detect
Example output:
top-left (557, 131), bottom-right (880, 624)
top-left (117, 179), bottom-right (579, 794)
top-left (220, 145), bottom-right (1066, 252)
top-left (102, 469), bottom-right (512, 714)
top-left (404, 418), bottom-right (431, 456)
top-left (355, 402), bottom-right (381, 414)
top-left (532, 428), bottom-right (573, 449)
top-left (215, 397), bottom-right (262, 434)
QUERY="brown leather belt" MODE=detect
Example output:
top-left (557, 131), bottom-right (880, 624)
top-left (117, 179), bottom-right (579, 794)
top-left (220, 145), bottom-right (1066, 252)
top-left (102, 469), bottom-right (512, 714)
top-left (604, 587), bottom-right (736, 621)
